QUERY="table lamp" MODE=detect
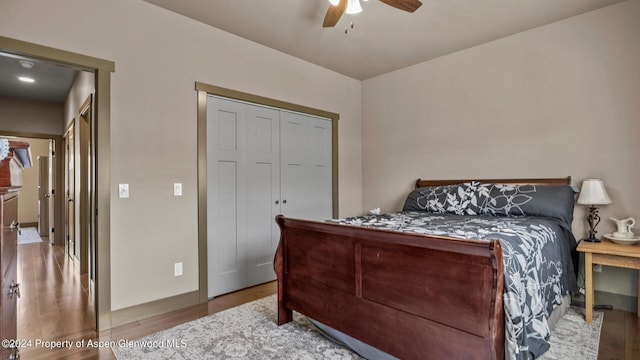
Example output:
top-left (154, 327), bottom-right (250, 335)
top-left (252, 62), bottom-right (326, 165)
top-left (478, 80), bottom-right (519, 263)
top-left (577, 179), bottom-right (612, 242)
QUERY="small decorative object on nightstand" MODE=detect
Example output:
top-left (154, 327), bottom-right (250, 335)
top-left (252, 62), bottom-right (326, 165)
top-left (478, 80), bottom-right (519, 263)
top-left (610, 217), bottom-right (636, 239)
top-left (577, 179), bottom-right (612, 242)
top-left (604, 218), bottom-right (640, 245)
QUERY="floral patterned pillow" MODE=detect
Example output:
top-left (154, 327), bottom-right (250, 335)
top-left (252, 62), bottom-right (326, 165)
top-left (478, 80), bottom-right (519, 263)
top-left (403, 182), bottom-right (575, 226)
top-left (483, 184), bottom-right (535, 216)
top-left (482, 184), bottom-right (576, 226)
top-left (403, 182), bottom-right (491, 215)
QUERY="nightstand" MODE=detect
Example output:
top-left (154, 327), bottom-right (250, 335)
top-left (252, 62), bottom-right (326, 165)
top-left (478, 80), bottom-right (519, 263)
top-left (577, 239), bottom-right (640, 322)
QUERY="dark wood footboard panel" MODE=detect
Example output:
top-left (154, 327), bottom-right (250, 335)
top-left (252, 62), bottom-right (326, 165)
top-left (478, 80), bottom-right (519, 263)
top-left (275, 215), bottom-right (505, 360)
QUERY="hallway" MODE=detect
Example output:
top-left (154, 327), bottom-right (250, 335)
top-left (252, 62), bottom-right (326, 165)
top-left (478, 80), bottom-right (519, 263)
top-left (17, 240), bottom-right (96, 359)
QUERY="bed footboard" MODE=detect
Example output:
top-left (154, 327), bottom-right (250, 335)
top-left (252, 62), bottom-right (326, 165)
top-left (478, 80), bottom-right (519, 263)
top-left (274, 215), bottom-right (504, 360)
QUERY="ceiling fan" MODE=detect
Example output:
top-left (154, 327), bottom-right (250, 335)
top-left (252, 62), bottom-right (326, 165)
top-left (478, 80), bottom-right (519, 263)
top-left (323, 0), bottom-right (423, 28)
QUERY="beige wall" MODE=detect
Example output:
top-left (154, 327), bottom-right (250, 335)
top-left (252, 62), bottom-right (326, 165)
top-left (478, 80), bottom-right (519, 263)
top-left (0, 0), bottom-right (363, 310)
top-left (0, 97), bottom-right (63, 135)
top-left (362, 1), bottom-right (640, 297)
top-left (13, 137), bottom-right (50, 225)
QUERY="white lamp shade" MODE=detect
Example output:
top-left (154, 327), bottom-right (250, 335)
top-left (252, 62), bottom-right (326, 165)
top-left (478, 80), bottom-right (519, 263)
top-left (577, 179), bottom-right (612, 205)
top-left (346, 0), bottom-right (363, 14)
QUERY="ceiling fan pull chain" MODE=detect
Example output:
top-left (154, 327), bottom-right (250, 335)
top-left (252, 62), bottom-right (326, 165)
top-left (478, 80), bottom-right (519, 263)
top-left (345, 21), bottom-right (355, 34)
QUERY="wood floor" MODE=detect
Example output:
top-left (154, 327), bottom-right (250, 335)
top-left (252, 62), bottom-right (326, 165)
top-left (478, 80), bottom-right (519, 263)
top-left (16, 241), bottom-right (640, 359)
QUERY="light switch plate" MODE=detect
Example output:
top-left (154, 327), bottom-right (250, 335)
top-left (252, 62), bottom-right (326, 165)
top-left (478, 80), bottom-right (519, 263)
top-left (174, 262), bottom-right (183, 276)
top-left (173, 183), bottom-right (182, 196)
top-left (119, 184), bottom-right (129, 198)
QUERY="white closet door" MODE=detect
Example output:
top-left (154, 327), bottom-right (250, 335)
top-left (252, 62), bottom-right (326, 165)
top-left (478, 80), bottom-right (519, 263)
top-left (207, 97), bottom-right (248, 298)
top-left (246, 104), bottom-right (280, 286)
top-left (280, 111), bottom-right (332, 221)
top-left (305, 116), bottom-right (333, 220)
top-left (207, 98), bottom-right (333, 298)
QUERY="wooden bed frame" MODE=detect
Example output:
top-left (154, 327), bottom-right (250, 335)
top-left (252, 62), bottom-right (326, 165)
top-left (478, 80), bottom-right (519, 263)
top-left (274, 177), bottom-right (571, 360)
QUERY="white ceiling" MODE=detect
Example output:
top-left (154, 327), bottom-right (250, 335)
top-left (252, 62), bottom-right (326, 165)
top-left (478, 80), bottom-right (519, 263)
top-left (143, 0), bottom-right (623, 80)
top-left (0, 52), bottom-right (77, 103)
top-left (0, 0), bottom-right (624, 104)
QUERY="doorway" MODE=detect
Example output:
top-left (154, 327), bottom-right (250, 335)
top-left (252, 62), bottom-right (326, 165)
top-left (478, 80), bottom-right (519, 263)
top-left (0, 36), bottom-right (114, 331)
top-left (78, 95), bottom-right (93, 282)
top-left (64, 122), bottom-right (76, 259)
top-left (63, 95), bottom-right (95, 283)
top-left (37, 152), bottom-right (50, 238)
top-left (0, 133), bottom-right (62, 242)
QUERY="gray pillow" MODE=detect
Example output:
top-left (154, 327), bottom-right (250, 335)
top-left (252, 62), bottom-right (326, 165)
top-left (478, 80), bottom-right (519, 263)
top-left (482, 184), bottom-right (576, 226)
top-left (403, 182), bottom-right (576, 228)
top-left (403, 182), bottom-right (491, 215)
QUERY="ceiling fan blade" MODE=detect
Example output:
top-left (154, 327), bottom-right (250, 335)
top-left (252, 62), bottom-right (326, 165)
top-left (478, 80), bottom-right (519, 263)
top-left (379, 0), bottom-right (422, 12)
top-left (323, 0), bottom-right (346, 28)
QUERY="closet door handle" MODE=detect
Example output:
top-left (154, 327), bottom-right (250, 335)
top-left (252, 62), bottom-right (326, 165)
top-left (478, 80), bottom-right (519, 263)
top-left (275, 200), bottom-right (279, 205)
top-left (283, 200), bottom-right (287, 204)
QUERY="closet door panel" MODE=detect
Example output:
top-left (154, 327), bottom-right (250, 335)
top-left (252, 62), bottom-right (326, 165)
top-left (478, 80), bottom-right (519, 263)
top-left (280, 113), bottom-right (306, 167)
top-left (280, 163), bottom-right (307, 217)
top-left (281, 112), bottom-right (332, 221)
top-left (307, 117), bottom-right (333, 220)
top-left (207, 97), bottom-right (247, 298)
top-left (215, 162), bottom-right (239, 272)
top-left (246, 105), bottom-right (280, 286)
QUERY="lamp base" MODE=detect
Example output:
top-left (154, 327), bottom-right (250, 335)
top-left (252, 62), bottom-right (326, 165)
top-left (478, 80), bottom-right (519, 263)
top-left (584, 207), bottom-right (602, 243)
top-left (583, 236), bottom-right (601, 243)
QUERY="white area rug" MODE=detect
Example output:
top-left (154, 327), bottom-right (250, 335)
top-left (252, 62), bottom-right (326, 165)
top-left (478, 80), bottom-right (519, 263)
top-left (112, 295), bottom-right (602, 360)
top-left (17, 227), bottom-right (42, 245)
top-left (540, 306), bottom-right (603, 359)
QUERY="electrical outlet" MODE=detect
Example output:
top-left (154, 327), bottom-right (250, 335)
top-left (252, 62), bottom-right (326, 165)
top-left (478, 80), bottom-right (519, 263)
top-left (593, 264), bottom-right (602, 273)
top-left (174, 262), bottom-right (183, 276)
top-left (119, 184), bottom-right (129, 198)
top-left (173, 183), bottom-right (182, 196)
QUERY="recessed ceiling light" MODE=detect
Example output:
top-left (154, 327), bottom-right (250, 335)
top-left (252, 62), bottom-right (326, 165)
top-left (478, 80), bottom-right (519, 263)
top-left (18, 76), bottom-right (35, 83)
top-left (19, 60), bottom-right (35, 69)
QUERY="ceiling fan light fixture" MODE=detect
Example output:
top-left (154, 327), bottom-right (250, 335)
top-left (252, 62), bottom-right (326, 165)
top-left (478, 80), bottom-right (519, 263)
top-left (18, 76), bottom-right (35, 83)
top-left (19, 60), bottom-right (35, 69)
top-left (328, 0), bottom-right (340, 6)
top-left (345, 0), bottom-right (362, 14)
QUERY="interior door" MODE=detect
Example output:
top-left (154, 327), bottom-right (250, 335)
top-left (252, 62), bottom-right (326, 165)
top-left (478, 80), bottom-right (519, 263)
top-left (246, 104), bottom-right (280, 286)
top-left (280, 111), bottom-right (332, 221)
top-left (38, 156), bottom-right (50, 237)
top-left (78, 102), bottom-right (91, 275)
top-left (207, 96), bottom-right (248, 298)
top-left (65, 125), bottom-right (76, 259)
top-left (47, 140), bottom-right (56, 245)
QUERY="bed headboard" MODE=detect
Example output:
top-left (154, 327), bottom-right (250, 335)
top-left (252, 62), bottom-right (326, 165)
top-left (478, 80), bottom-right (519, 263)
top-left (415, 177), bottom-right (571, 188)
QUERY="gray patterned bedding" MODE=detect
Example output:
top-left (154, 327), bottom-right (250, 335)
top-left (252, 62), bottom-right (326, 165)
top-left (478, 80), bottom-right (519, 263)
top-left (330, 182), bottom-right (578, 360)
